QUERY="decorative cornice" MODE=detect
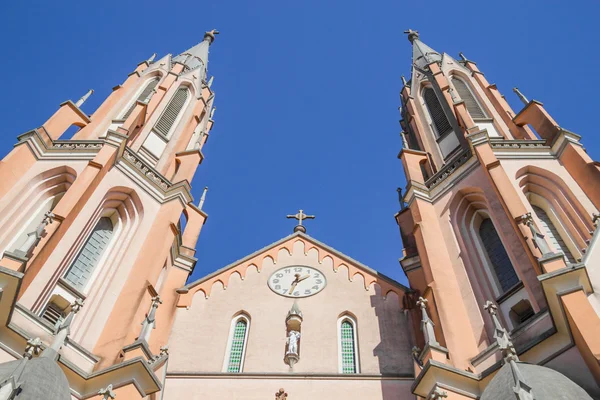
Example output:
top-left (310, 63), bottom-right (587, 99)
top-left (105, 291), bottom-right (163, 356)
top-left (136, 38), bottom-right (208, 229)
top-left (15, 128), bottom-right (104, 160)
top-left (424, 147), bottom-right (472, 189)
top-left (117, 147), bottom-right (193, 206)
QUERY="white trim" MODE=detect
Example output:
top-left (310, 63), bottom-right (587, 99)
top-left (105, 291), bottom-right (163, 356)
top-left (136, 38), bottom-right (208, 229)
top-left (337, 314), bottom-right (360, 374)
top-left (222, 314), bottom-right (250, 373)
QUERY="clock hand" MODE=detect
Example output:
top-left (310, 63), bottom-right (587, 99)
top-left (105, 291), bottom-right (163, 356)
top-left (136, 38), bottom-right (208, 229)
top-left (297, 274), bottom-right (310, 282)
top-left (288, 281), bottom-right (298, 294)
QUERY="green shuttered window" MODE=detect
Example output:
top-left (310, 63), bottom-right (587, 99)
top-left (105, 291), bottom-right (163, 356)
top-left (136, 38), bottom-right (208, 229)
top-left (340, 320), bottom-right (357, 373)
top-left (227, 319), bottom-right (248, 373)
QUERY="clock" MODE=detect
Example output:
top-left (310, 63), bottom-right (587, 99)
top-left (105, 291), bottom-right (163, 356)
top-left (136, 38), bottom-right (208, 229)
top-left (267, 265), bottom-right (327, 297)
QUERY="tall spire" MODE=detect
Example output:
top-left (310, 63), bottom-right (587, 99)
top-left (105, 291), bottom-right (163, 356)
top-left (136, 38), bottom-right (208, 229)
top-left (172, 29), bottom-right (219, 81)
top-left (75, 89), bottom-right (94, 108)
top-left (404, 29), bottom-right (442, 70)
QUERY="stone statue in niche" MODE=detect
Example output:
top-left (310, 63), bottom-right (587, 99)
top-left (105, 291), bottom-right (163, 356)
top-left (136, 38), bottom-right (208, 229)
top-left (286, 330), bottom-right (301, 355)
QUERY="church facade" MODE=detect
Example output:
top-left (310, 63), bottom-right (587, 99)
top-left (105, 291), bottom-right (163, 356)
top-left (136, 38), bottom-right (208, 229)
top-left (0, 27), bottom-right (596, 399)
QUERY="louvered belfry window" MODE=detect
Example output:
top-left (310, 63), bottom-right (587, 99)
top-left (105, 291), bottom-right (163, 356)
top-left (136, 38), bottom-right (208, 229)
top-left (479, 219), bottom-right (519, 293)
top-left (340, 320), bottom-right (357, 373)
top-left (532, 205), bottom-right (576, 263)
top-left (41, 302), bottom-right (65, 329)
top-left (423, 87), bottom-right (452, 138)
top-left (154, 87), bottom-right (190, 137)
top-left (122, 78), bottom-right (160, 119)
top-left (227, 319), bottom-right (248, 373)
top-left (64, 217), bottom-right (114, 291)
top-left (451, 77), bottom-right (486, 119)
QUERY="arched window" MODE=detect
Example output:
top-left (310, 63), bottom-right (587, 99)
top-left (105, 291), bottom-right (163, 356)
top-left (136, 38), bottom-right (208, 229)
top-left (423, 87), bottom-right (452, 138)
top-left (478, 219), bottom-right (519, 293)
top-left (451, 77), bottom-right (486, 119)
top-left (338, 315), bottom-right (359, 374)
top-left (224, 314), bottom-right (250, 373)
top-left (154, 87), bottom-right (190, 138)
top-left (63, 217), bottom-right (114, 291)
top-left (122, 77), bottom-right (160, 119)
top-left (531, 205), bottom-right (576, 263)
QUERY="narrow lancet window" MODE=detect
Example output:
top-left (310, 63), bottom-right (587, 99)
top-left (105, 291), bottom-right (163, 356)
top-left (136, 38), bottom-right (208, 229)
top-left (122, 77), bottom-right (160, 119)
top-left (339, 317), bottom-right (359, 373)
top-left (532, 205), bottom-right (575, 263)
top-left (423, 87), bottom-right (452, 138)
top-left (154, 87), bottom-right (190, 138)
top-left (479, 219), bottom-right (519, 293)
top-left (225, 316), bottom-right (249, 373)
top-left (64, 217), bottom-right (114, 291)
top-left (451, 77), bottom-right (486, 119)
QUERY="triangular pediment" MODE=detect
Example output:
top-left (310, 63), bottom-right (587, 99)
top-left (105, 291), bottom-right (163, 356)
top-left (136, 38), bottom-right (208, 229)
top-left (176, 232), bottom-right (410, 307)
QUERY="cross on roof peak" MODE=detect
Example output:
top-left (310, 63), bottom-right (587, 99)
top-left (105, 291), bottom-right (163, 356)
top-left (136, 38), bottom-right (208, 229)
top-left (286, 209), bottom-right (315, 233)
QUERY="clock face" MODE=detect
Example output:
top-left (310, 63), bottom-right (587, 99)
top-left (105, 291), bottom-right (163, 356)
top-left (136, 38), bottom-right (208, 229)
top-left (267, 265), bottom-right (327, 298)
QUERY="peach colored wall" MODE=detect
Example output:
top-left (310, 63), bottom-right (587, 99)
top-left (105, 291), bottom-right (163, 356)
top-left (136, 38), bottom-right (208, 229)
top-left (16, 165), bottom-right (161, 352)
top-left (162, 376), bottom-right (415, 400)
top-left (167, 240), bottom-right (414, 376)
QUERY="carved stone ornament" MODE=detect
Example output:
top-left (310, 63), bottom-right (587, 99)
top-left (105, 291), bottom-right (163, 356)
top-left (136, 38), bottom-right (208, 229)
top-left (275, 388), bottom-right (288, 400)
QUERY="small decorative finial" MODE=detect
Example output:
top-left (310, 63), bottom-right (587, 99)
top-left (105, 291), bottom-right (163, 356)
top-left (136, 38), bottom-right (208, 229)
top-left (448, 87), bottom-right (460, 104)
top-left (147, 53), bottom-right (157, 63)
top-left (209, 106), bottom-right (216, 120)
top-left (75, 89), bottom-right (94, 108)
top-left (98, 384), bottom-right (116, 399)
top-left (430, 387), bottom-right (448, 399)
top-left (513, 87), bottom-right (529, 105)
top-left (484, 300), bottom-right (518, 360)
top-left (397, 188), bottom-right (406, 210)
top-left (403, 29), bottom-right (420, 43)
top-left (286, 209), bottom-right (316, 233)
top-left (24, 337), bottom-right (42, 359)
top-left (416, 297), bottom-right (439, 346)
top-left (518, 212), bottom-right (553, 256)
top-left (458, 52), bottom-right (468, 62)
top-left (198, 186), bottom-right (208, 210)
top-left (411, 346), bottom-right (421, 358)
top-left (593, 213), bottom-right (600, 226)
top-left (160, 346), bottom-right (169, 357)
top-left (207, 76), bottom-right (214, 87)
top-left (204, 29), bottom-right (220, 44)
top-left (71, 298), bottom-right (84, 314)
top-left (401, 75), bottom-right (407, 86)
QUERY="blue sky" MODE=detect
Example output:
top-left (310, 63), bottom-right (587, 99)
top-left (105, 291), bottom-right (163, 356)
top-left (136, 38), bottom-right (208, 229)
top-left (1, 1), bottom-right (599, 286)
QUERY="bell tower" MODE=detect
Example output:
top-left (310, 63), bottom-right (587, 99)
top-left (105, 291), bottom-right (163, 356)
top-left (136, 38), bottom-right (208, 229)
top-left (396, 30), bottom-right (600, 398)
top-left (0, 30), bottom-right (219, 398)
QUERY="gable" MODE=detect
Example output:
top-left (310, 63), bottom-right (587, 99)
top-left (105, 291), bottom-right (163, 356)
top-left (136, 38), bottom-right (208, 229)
top-left (176, 232), bottom-right (410, 308)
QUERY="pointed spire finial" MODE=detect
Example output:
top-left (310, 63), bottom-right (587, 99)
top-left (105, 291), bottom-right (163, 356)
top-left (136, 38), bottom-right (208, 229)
top-left (484, 300), bottom-right (518, 360)
top-left (147, 53), bottom-right (157, 63)
top-left (404, 29), bottom-right (420, 43)
top-left (519, 212), bottom-right (553, 256)
top-left (198, 186), bottom-right (208, 210)
top-left (397, 188), bottom-right (406, 210)
top-left (207, 76), bottom-right (214, 87)
top-left (98, 384), bottom-right (116, 399)
top-left (416, 297), bottom-right (439, 346)
top-left (401, 75), bottom-right (407, 87)
top-left (513, 87), bottom-right (529, 105)
top-left (209, 106), bottom-right (216, 120)
top-left (75, 89), bottom-right (94, 108)
top-left (458, 52), bottom-right (468, 62)
top-left (204, 29), bottom-right (220, 44)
